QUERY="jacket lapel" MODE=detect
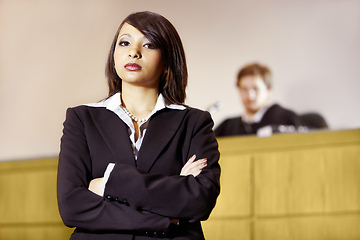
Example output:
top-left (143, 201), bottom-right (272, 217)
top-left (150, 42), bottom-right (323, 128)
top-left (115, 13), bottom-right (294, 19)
top-left (91, 108), bottom-right (136, 166)
top-left (136, 108), bottom-right (188, 172)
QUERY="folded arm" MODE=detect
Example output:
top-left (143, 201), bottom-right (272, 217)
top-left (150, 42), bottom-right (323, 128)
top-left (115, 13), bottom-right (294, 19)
top-left (103, 110), bottom-right (220, 222)
top-left (57, 107), bottom-right (171, 231)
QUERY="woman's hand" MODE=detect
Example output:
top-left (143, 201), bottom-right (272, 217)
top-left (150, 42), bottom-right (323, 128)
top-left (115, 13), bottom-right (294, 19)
top-left (180, 155), bottom-right (207, 177)
top-left (88, 155), bottom-right (206, 196)
top-left (88, 177), bottom-right (104, 197)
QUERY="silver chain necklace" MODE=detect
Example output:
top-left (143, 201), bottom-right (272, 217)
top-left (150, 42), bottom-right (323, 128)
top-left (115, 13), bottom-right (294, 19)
top-left (120, 105), bottom-right (147, 123)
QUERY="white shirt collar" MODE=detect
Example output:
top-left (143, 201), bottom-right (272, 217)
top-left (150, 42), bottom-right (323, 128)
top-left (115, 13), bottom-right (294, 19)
top-left (242, 106), bottom-right (269, 124)
top-left (85, 92), bottom-right (186, 160)
top-left (85, 92), bottom-right (186, 113)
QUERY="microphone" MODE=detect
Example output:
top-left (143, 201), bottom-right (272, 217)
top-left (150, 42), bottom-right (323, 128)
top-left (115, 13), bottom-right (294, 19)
top-left (207, 102), bottom-right (223, 114)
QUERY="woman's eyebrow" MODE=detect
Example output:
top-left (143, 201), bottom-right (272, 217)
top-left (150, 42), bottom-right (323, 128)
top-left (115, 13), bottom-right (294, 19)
top-left (119, 33), bottom-right (131, 38)
top-left (118, 33), bottom-right (147, 41)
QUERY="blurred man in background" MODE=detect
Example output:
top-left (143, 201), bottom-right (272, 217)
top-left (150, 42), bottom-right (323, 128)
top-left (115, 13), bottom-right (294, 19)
top-left (215, 62), bottom-right (302, 137)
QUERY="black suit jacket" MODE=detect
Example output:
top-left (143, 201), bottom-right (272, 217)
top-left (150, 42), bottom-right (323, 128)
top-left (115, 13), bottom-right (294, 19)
top-left (215, 103), bottom-right (302, 137)
top-left (57, 105), bottom-right (220, 240)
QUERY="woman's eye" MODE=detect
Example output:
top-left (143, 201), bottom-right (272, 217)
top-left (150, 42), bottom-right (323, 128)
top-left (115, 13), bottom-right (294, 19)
top-left (119, 41), bottom-right (130, 47)
top-left (143, 43), bottom-right (156, 49)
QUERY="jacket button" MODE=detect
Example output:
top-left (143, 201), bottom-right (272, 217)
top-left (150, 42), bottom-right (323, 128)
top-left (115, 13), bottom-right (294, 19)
top-left (105, 195), bottom-right (114, 201)
top-left (117, 198), bottom-right (129, 206)
top-left (122, 199), bottom-right (129, 206)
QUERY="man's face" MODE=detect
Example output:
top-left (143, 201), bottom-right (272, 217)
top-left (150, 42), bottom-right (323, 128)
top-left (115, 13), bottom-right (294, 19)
top-left (238, 75), bottom-right (271, 115)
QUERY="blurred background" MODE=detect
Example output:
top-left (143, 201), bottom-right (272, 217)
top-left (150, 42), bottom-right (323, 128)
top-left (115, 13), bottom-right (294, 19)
top-left (1, 1), bottom-right (360, 240)
top-left (1, 0), bottom-right (359, 161)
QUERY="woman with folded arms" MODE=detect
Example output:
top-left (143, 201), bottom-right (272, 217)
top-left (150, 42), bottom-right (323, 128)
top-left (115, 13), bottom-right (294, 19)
top-left (57, 11), bottom-right (220, 240)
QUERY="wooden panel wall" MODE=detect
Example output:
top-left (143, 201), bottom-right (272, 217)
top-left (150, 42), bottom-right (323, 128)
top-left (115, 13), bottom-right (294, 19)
top-left (0, 159), bottom-right (73, 239)
top-left (202, 129), bottom-right (360, 240)
top-left (0, 129), bottom-right (359, 240)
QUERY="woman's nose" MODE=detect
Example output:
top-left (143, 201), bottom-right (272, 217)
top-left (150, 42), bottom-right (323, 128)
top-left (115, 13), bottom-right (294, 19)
top-left (128, 48), bottom-right (141, 59)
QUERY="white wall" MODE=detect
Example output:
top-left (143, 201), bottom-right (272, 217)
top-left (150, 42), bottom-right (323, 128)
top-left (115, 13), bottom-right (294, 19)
top-left (1, 0), bottom-right (359, 161)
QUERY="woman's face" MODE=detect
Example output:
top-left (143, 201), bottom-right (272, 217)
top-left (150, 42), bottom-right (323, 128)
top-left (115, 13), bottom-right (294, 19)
top-left (114, 23), bottom-right (164, 89)
top-left (238, 75), bottom-right (271, 115)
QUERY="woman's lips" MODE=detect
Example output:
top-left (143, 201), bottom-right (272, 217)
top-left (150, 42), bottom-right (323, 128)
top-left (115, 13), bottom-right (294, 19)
top-left (124, 63), bottom-right (142, 71)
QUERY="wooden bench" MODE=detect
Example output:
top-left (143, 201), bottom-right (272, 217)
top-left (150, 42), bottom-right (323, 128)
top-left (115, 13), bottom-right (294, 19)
top-left (1, 129), bottom-right (360, 240)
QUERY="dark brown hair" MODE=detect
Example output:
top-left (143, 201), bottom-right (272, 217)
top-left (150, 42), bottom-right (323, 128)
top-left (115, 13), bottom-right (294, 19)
top-left (105, 11), bottom-right (188, 105)
top-left (236, 63), bottom-right (272, 89)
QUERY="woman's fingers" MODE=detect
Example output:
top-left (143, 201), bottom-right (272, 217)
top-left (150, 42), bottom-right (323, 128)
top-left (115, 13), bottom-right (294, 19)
top-left (180, 155), bottom-right (207, 177)
top-left (183, 154), bottom-right (196, 167)
top-left (180, 155), bottom-right (196, 176)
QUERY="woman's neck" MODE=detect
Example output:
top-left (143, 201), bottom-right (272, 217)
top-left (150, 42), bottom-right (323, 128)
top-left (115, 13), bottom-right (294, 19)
top-left (121, 84), bottom-right (159, 119)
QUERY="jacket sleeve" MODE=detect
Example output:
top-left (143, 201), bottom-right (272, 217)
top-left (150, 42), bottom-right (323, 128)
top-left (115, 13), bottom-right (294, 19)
top-left (104, 110), bottom-right (221, 222)
top-left (57, 107), bottom-right (171, 232)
